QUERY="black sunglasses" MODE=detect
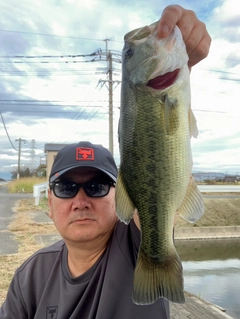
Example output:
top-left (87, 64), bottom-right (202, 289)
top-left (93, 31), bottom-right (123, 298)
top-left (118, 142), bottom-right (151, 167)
top-left (49, 180), bottom-right (115, 199)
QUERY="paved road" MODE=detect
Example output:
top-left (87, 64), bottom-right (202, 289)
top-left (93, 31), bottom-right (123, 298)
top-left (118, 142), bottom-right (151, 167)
top-left (0, 185), bottom-right (31, 255)
top-left (170, 293), bottom-right (234, 319)
top-left (199, 184), bottom-right (240, 193)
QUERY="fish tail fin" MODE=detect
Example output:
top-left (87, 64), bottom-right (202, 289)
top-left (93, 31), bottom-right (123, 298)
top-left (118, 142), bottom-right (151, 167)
top-left (132, 249), bottom-right (185, 305)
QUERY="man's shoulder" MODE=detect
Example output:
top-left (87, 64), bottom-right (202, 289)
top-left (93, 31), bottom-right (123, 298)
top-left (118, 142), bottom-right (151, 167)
top-left (114, 219), bottom-right (140, 243)
top-left (34, 239), bottom-right (64, 254)
top-left (17, 240), bottom-right (65, 273)
top-left (111, 220), bottom-right (140, 263)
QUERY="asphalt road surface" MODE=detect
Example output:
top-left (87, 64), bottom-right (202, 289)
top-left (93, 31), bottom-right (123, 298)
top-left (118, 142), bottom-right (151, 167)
top-left (0, 185), bottom-right (31, 255)
top-left (198, 184), bottom-right (240, 192)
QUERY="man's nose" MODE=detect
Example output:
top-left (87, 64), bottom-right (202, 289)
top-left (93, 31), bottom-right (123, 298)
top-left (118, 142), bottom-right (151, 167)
top-left (72, 187), bottom-right (90, 207)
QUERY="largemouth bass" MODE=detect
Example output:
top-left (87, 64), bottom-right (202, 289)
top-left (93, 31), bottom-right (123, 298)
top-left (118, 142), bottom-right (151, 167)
top-left (116, 22), bottom-right (204, 305)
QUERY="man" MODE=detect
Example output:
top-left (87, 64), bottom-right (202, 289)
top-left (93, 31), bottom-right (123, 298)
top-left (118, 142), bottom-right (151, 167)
top-left (0, 5), bottom-right (211, 319)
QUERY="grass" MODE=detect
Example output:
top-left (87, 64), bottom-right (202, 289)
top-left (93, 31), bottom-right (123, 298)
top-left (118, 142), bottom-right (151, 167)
top-left (17, 197), bottom-right (49, 213)
top-left (7, 177), bottom-right (47, 193)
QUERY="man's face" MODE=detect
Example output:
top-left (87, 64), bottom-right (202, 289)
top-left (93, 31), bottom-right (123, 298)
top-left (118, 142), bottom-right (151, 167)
top-left (48, 167), bottom-right (117, 246)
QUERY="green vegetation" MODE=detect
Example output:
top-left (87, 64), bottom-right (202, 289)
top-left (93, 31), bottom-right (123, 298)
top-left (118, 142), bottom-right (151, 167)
top-left (7, 177), bottom-right (47, 194)
top-left (10, 165), bottom-right (46, 180)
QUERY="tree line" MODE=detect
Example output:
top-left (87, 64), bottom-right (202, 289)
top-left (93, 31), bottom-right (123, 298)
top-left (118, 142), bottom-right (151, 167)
top-left (11, 164), bottom-right (46, 179)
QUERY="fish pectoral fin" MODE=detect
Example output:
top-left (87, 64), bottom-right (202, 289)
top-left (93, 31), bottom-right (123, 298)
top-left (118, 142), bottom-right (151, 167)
top-left (164, 94), bottom-right (179, 135)
top-left (132, 248), bottom-right (185, 305)
top-left (115, 171), bottom-right (135, 224)
top-left (189, 108), bottom-right (198, 138)
top-left (178, 177), bottom-right (204, 223)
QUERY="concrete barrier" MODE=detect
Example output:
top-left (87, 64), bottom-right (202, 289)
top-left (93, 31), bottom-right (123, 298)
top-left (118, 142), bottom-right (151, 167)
top-left (175, 226), bottom-right (240, 240)
top-left (33, 182), bottom-right (48, 206)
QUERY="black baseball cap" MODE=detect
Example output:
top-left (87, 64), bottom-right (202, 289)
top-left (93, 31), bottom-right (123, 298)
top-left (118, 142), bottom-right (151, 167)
top-left (49, 141), bottom-right (118, 183)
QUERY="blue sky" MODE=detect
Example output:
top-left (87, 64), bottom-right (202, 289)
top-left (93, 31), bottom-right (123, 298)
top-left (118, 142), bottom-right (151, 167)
top-left (0, 0), bottom-right (239, 179)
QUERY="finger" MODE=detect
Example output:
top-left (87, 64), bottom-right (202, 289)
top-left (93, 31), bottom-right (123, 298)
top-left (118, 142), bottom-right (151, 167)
top-left (174, 9), bottom-right (198, 42)
top-left (182, 21), bottom-right (211, 67)
top-left (157, 5), bottom-right (183, 37)
top-left (188, 35), bottom-right (212, 68)
top-left (184, 23), bottom-right (207, 54)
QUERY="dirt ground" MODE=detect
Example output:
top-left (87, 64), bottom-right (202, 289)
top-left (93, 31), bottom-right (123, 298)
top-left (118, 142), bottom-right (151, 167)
top-left (0, 198), bottom-right (56, 305)
top-left (175, 195), bottom-right (240, 228)
top-left (0, 195), bottom-right (240, 305)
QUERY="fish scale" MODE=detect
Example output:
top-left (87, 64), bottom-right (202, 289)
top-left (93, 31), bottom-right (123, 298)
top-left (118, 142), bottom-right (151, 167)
top-left (116, 22), bottom-right (204, 305)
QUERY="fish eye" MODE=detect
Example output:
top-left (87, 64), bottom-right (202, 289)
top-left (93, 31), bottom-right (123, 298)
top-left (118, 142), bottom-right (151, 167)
top-left (126, 48), bottom-right (134, 58)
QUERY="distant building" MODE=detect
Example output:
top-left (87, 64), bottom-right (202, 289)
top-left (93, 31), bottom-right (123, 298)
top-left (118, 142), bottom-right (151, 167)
top-left (44, 143), bottom-right (67, 180)
top-left (193, 172), bottom-right (240, 183)
top-left (193, 172), bottom-right (225, 182)
top-left (224, 175), bottom-right (240, 183)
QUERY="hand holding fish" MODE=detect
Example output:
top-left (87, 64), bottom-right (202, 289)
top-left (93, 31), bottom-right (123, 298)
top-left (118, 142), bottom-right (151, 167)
top-left (157, 4), bottom-right (211, 68)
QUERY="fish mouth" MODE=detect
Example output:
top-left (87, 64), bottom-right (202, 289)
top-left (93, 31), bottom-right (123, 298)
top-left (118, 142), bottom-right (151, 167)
top-left (147, 69), bottom-right (180, 90)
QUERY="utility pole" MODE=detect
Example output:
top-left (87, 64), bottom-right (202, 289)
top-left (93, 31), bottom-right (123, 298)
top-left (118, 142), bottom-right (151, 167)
top-left (108, 51), bottom-right (113, 155)
top-left (98, 39), bottom-right (121, 155)
top-left (15, 138), bottom-right (27, 179)
top-left (104, 39), bottom-right (113, 154)
top-left (29, 139), bottom-right (36, 170)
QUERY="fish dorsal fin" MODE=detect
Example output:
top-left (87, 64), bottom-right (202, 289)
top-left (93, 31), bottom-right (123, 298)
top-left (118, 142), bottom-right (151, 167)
top-left (189, 108), bottom-right (198, 138)
top-left (125, 26), bottom-right (151, 42)
top-left (164, 94), bottom-right (179, 135)
top-left (178, 177), bottom-right (204, 223)
top-left (133, 26), bottom-right (151, 40)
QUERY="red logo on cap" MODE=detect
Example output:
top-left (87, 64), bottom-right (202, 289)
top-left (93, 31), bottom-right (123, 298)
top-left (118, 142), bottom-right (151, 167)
top-left (76, 147), bottom-right (94, 161)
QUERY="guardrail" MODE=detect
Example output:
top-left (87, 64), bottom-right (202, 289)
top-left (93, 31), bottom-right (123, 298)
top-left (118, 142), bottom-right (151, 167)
top-left (33, 182), bottom-right (48, 206)
top-left (32, 183), bottom-right (240, 206)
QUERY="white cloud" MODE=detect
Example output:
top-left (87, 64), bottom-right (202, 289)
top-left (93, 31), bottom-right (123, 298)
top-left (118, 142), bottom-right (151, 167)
top-left (0, 0), bottom-right (239, 176)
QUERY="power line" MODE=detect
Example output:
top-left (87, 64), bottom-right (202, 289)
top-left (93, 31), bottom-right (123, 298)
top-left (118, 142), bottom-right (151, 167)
top-left (0, 49), bottom-right (122, 62)
top-left (0, 50), bottom-right (122, 81)
top-left (0, 106), bottom-right (109, 111)
top-left (0, 71), bottom-right (108, 77)
top-left (0, 99), bottom-right (109, 102)
top-left (0, 53), bottom-right (102, 59)
top-left (0, 48), bottom-right (121, 60)
top-left (0, 112), bottom-right (17, 151)
top-left (0, 29), bottom-right (109, 42)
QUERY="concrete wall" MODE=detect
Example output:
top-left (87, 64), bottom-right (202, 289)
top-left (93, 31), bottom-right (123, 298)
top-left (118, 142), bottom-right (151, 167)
top-left (175, 226), bottom-right (240, 240)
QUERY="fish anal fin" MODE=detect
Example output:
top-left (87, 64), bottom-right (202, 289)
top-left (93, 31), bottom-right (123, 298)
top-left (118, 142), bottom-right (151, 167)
top-left (178, 177), bottom-right (204, 223)
top-left (115, 170), bottom-right (135, 224)
top-left (133, 249), bottom-right (185, 305)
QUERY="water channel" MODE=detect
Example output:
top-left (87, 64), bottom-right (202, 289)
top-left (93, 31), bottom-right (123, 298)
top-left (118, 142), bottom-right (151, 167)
top-left (175, 239), bottom-right (240, 319)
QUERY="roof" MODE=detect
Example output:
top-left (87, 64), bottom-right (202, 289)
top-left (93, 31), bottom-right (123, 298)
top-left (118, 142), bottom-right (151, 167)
top-left (44, 143), bottom-right (68, 152)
